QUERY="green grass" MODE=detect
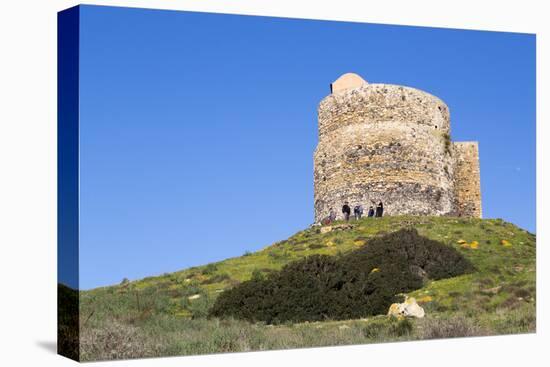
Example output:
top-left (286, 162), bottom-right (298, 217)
top-left (78, 216), bottom-right (536, 361)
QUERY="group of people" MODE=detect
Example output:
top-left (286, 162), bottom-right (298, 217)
top-left (323, 201), bottom-right (384, 224)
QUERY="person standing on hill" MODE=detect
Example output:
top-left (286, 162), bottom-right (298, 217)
top-left (367, 206), bottom-right (375, 218)
top-left (353, 204), bottom-right (363, 220)
top-left (375, 201), bottom-right (384, 217)
top-left (321, 208), bottom-right (337, 225)
top-left (342, 202), bottom-right (351, 221)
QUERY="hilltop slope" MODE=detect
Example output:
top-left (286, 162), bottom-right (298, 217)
top-left (79, 216), bottom-right (536, 361)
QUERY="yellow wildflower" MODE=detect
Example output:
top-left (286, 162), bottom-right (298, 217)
top-left (501, 239), bottom-right (512, 247)
top-left (417, 295), bottom-right (433, 303)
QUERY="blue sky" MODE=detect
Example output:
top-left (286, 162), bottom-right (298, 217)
top-left (77, 5), bottom-right (536, 289)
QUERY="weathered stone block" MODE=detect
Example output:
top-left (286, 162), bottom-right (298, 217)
top-left (453, 142), bottom-right (482, 218)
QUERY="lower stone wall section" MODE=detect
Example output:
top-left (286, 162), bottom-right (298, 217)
top-left (453, 142), bottom-right (482, 218)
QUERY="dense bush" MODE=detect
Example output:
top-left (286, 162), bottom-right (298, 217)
top-left (58, 283), bottom-right (80, 360)
top-left (209, 229), bottom-right (474, 324)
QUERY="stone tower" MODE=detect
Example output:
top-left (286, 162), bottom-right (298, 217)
top-left (313, 73), bottom-right (481, 222)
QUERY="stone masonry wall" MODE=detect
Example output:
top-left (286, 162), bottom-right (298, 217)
top-left (314, 80), bottom-right (456, 222)
top-left (453, 142), bottom-right (482, 218)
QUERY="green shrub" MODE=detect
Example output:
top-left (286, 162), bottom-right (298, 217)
top-left (135, 286), bottom-right (173, 314)
top-left (201, 263), bottom-right (218, 275)
top-left (180, 281), bottom-right (203, 297)
top-left (251, 268), bottom-right (265, 281)
top-left (186, 293), bottom-right (213, 318)
top-left (362, 322), bottom-right (384, 338)
top-left (389, 318), bottom-right (413, 337)
top-left (179, 283), bottom-right (213, 318)
top-left (209, 229), bottom-right (474, 324)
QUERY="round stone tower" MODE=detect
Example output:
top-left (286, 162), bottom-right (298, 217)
top-left (314, 73), bottom-right (458, 222)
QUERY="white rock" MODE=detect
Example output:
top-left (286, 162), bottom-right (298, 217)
top-left (387, 297), bottom-right (425, 318)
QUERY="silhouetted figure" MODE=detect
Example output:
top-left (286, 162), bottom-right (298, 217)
top-left (353, 205), bottom-right (363, 220)
top-left (375, 201), bottom-right (384, 217)
top-left (367, 206), bottom-right (375, 217)
top-left (342, 202), bottom-right (351, 221)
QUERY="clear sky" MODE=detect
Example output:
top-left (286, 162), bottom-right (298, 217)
top-left (77, 5), bottom-right (536, 290)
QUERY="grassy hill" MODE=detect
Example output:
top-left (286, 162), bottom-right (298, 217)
top-left (78, 216), bottom-right (536, 361)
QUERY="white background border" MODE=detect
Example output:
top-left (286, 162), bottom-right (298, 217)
top-left (0, 1), bottom-right (546, 366)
